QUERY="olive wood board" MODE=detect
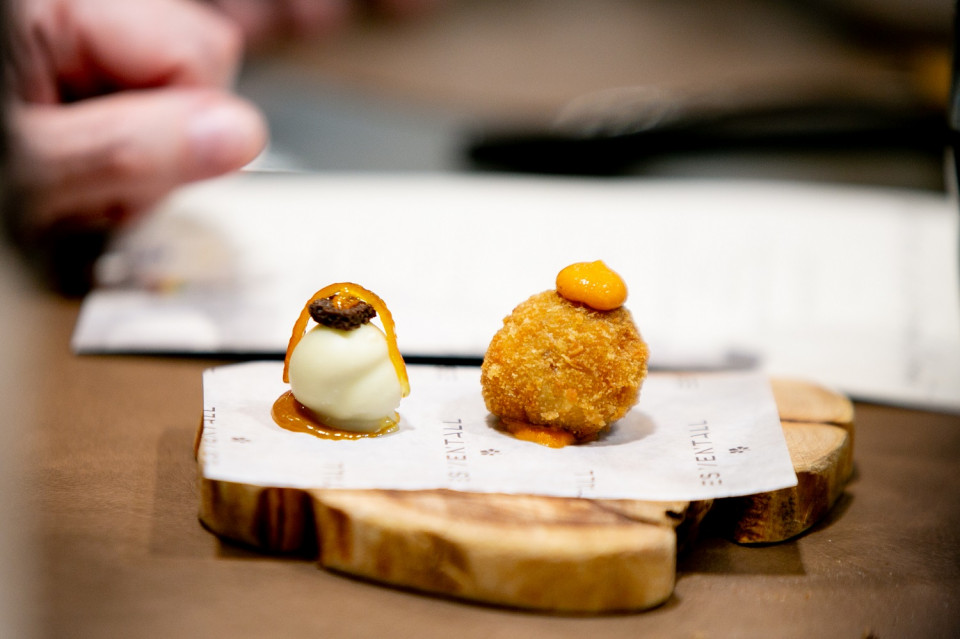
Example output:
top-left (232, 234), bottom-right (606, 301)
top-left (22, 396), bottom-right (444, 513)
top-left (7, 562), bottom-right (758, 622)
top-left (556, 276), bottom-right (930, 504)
top-left (197, 377), bottom-right (854, 614)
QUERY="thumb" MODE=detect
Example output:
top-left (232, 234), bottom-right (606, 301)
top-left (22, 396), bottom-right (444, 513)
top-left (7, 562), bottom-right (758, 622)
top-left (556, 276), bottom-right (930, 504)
top-left (13, 88), bottom-right (268, 232)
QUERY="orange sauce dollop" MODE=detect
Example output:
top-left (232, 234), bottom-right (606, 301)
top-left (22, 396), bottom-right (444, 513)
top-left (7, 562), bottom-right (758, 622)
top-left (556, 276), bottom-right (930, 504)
top-left (272, 391), bottom-right (398, 440)
top-left (555, 260), bottom-right (627, 311)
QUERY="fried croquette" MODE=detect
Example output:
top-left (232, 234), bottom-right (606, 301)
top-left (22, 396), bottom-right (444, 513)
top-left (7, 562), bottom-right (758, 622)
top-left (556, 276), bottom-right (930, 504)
top-left (481, 290), bottom-right (648, 442)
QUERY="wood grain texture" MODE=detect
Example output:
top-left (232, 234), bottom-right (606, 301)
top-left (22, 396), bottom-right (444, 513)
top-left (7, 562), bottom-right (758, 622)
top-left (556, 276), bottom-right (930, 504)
top-left (711, 377), bottom-right (856, 544)
top-left (771, 377), bottom-right (856, 451)
top-left (198, 376), bottom-right (854, 611)
top-left (713, 422), bottom-right (853, 544)
top-left (770, 378), bottom-right (855, 428)
top-left (314, 490), bottom-right (692, 612)
top-left (199, 482), bottom-right (700, 612)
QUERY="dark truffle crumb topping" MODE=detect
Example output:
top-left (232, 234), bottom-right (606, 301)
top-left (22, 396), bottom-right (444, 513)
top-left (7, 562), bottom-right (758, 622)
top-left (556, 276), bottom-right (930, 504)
top-left (308, 295), bottom-right (377, 330)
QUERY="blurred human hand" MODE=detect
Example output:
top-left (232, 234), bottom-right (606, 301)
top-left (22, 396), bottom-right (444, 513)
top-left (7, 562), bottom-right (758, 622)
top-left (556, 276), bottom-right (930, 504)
top-left (6, 0), bottom-right (268, 239)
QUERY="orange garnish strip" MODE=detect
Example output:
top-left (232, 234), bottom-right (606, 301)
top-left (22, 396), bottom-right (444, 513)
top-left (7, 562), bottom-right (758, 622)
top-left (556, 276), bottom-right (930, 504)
top-left (281, 282), bottom-right (410, 396)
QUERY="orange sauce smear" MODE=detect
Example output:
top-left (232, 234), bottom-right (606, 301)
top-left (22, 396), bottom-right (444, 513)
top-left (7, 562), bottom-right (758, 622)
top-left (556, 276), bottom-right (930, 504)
top-left (499, 418), bottom-right (579, 448)
top-left (271, 391), bottom-right (398, 440)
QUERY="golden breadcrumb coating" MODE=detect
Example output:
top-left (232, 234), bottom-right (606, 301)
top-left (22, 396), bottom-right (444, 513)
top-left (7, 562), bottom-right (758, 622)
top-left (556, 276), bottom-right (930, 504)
top-left (481, 290), bottom-right (649, 441)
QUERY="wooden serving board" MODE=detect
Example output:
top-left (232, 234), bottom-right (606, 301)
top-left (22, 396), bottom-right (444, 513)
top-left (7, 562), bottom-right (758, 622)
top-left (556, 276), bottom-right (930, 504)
top-left (198, 377), bottom-right (854, 613)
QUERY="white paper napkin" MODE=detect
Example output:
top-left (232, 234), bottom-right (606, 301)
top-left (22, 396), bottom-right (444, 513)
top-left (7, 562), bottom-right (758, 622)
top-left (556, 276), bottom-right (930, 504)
top-left (198, 362), bottom-right (797, 501)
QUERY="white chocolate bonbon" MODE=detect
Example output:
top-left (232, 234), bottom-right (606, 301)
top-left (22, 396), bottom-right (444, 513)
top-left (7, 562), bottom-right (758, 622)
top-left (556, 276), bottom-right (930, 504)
top-left (288, 323), bottom-right (404, 432)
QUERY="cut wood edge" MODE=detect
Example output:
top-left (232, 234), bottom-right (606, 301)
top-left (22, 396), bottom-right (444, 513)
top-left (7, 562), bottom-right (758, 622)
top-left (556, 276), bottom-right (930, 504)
top-left (771, 376), bottom-right (856, 458)
top-left (198, 478), bottom-right (315, 554)
top-left (771, 377), bottom-right (855, 426)
top-left (714, 422), bottom-right (853, 544)
top-left (198, 480), bottom-right (704, 612)
top-left (312, 489), bottom-right (682, 613)
top-left (593, 498), bottom-right (713, 553)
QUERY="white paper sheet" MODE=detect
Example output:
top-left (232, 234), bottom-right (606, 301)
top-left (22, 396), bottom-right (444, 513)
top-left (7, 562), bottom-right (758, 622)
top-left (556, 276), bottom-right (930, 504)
top-left (198, 362), bottom-right (796, 501)
top-left (73, 174), bottom-right (960, 412)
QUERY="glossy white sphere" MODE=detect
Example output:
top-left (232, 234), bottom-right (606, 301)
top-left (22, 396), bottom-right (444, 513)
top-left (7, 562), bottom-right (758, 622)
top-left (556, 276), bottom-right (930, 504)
top-left (288, 323), bottom-right (403, 432)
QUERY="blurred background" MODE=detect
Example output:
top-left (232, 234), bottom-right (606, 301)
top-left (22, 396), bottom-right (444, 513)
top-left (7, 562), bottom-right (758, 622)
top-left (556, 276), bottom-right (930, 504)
top-left (236, 0), bottom-right (953, 191)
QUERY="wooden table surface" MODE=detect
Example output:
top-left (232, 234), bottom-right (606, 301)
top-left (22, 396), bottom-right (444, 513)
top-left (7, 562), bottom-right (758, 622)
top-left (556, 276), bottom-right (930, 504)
top-left (2, 1), bottom-right (958, 637)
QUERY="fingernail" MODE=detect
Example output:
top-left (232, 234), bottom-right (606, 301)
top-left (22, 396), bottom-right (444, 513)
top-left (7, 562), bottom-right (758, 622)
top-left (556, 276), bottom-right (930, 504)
top-left (186, 99), bottom-right (267, 179)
